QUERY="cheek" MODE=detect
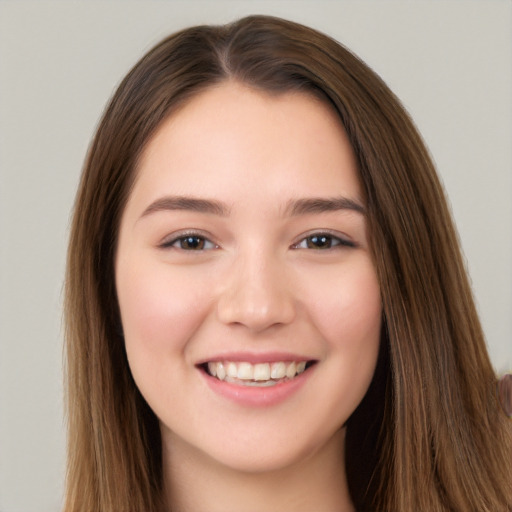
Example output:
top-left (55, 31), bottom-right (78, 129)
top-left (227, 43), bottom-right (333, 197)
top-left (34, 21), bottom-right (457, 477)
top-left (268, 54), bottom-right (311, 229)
top-left (303, 260), bottom-right (382, 389)
top-left (116, 258), bottom-right (211, 361)
top-left (308, 261), bottom-right (381, 342)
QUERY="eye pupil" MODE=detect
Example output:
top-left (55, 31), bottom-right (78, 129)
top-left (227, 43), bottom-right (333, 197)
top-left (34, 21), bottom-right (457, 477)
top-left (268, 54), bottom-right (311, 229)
top-left (307, 235), bottom-right (331, 249)
top-left (182, 236), bottom-right (204, 250)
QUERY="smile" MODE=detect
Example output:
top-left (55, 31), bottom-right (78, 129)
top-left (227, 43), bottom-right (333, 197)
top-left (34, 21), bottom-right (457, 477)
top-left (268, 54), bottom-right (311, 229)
top-left (204, 360), bottom-right (312, 387)
top-left (198, 356), bottom-right (317, 406)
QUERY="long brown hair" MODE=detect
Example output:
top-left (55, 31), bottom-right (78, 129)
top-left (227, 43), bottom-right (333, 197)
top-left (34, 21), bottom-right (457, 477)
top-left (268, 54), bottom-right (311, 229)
top-left (64, 15), bottom-right (512, 511)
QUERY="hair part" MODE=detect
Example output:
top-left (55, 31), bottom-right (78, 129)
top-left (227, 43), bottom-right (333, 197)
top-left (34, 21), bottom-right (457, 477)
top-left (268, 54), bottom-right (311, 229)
top-left (64, 15), bottom-right (512, 512)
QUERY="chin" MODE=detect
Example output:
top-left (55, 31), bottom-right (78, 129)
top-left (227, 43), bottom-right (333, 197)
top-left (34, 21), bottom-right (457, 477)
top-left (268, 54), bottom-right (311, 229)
top-left (182, 422), bottom-right (346, 477)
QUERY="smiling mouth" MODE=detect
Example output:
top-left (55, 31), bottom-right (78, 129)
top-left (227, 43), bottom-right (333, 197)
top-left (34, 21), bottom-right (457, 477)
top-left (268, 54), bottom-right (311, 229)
top-left (201, 360), bottom-right (316, 387)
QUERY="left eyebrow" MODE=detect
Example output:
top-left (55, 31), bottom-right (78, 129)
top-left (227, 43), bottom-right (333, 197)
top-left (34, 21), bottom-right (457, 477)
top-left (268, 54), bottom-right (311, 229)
top-left (283, 197), bottom-right (366, 217)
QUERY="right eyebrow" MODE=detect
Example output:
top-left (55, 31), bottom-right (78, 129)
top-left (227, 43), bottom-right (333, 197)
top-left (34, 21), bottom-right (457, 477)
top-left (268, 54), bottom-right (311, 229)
top-left (139, 196), bottom-right (230, 219)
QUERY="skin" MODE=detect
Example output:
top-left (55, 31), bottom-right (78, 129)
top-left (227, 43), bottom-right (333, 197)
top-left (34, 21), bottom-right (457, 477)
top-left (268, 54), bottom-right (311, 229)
top-left (115, 81), bottom-right (382, 512)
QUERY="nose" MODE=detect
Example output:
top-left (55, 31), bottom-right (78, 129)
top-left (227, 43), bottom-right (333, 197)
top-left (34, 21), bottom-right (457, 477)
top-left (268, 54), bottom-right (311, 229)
top-left (216, 250), bottom-right (296, 333)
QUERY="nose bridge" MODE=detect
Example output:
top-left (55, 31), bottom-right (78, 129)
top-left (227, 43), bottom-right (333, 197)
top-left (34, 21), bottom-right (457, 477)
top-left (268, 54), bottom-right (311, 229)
top-left (216, 245), bottom-right (295, 331)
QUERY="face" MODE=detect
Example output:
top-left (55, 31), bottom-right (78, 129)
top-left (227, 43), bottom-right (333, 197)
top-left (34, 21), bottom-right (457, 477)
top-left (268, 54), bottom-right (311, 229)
top-left (115, 82), bottom-right (382, 474)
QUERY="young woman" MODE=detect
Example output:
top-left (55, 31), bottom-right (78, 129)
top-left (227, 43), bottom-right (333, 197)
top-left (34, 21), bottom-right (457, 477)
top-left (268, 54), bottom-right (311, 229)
top-left (64, 15), bottom-right (512, 512)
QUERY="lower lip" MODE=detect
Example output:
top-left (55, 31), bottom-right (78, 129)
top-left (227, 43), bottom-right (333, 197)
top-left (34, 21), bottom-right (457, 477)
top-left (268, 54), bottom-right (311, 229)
top-left (201, 367), bottom-right (313, 407)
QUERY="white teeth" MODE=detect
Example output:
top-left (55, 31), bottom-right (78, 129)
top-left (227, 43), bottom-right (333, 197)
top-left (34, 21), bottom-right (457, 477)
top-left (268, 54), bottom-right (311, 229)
top-left (207, 362), bottom-right (217, 377)
top-left (270, 362), bottom-right (286, 379)
top-left (227, 362), bottom-right (238, 378)
top-left (296, 361), bottom-right (306, 374)
top-left (253, 363), bottom-right (270, 381)
top-left (237, 362), bottom-right (253, 379)
top-left (216, 362), bottom-right (226, 380)
top-left (205, 360), bottom-right (310, 384)
top-left (286, 362), bottom-right (297, 378)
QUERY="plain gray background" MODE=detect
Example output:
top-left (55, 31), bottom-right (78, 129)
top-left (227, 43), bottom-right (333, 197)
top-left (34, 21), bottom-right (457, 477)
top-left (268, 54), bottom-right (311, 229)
top-left (0, 1), bottom-right (511, 510)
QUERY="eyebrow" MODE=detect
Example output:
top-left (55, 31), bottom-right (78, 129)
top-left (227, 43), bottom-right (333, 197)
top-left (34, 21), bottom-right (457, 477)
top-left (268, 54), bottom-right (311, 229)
top-left (140, 196), bottom-right (230, 218)
top-left (284, 197), bottom-right (366, 216)
top-left (139, 194), bottom-right (365, 220)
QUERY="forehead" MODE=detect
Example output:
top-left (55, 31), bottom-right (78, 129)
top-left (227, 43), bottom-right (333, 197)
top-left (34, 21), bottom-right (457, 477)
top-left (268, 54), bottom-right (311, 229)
top-left (128, 81), bottom-right (362, 214)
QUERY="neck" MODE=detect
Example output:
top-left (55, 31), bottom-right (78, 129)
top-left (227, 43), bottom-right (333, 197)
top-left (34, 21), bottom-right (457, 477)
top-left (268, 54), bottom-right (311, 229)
top-left (162, 428), bottom-right (355, 512)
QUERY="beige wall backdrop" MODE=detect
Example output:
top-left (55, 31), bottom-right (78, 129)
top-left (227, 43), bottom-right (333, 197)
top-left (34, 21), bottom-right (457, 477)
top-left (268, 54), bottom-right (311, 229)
top-left (1, 1), bottom-right (511, 510)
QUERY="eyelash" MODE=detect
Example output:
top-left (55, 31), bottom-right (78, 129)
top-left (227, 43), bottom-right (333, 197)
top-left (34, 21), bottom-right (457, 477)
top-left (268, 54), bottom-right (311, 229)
top-left (292, 232), bottom-right (356, 250)
top-left (160, 232), bottom-right (217, 251)
top-left (160, 231), bottom-right (355, 251)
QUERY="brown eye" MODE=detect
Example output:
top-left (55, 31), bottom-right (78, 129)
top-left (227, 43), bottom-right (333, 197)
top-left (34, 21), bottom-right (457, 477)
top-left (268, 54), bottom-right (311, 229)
top-left (294, 233), bottom-right (355, 250)
top-left (162, 234), bottom-right (216, 251)
top-left (306, 235), bottom-right (334, 249)
top-left (180, 236), bottom-right (205, 250)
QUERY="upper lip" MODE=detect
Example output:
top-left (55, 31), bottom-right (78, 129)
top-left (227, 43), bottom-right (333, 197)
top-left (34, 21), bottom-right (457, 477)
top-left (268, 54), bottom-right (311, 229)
top-left (196, 351), bottom-right (316, 365)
